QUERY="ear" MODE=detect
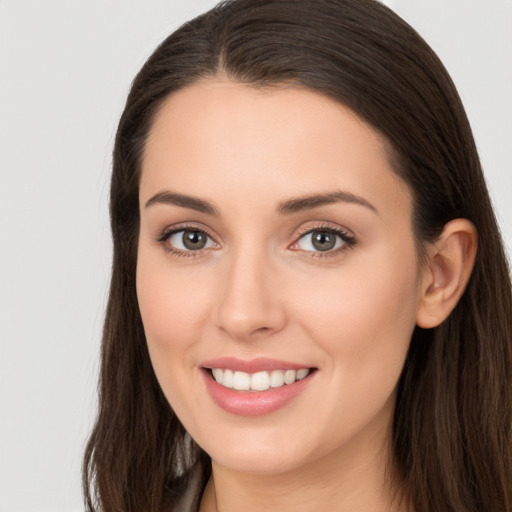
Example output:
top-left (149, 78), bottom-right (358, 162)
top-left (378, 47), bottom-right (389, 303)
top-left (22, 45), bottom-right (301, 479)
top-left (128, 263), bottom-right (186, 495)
top-left (416, 219), bottom-right (477, 329)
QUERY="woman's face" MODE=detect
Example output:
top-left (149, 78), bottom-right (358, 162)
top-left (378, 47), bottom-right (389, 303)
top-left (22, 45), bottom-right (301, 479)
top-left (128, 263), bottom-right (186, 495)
top-left (137, 79), bottom-right (426, 475)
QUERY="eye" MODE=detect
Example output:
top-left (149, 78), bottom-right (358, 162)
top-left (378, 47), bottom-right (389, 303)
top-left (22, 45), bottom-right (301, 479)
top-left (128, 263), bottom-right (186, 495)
top-left (162, 228), bottom-right (217, 253)
top-left (292, 227), bottom-right (356, 254)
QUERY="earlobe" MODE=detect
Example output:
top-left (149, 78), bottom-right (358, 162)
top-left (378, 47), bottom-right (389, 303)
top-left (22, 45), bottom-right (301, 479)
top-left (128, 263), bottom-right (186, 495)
top-left (416, 219), bottom-right (478, 329)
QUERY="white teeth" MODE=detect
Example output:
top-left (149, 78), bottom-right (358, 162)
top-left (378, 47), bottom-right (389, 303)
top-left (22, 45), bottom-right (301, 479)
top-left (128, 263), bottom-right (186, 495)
top-left (297, 368), bottom-right (309, 380)
top-left (233, 371), bottom-right (251, 390)
top-left (270, 369), bottom-right (285, 388)
top-left (251, 371), bottom-right (270, 391)
top-left (284, 369), bottom-right (296, 385)
top-left (223, 369), bottom-right (234, 388)
top-left (210, 368), bottom-right (311, 391)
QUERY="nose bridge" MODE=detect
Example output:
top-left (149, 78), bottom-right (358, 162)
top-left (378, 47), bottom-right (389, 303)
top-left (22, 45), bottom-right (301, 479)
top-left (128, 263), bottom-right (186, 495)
top-left (214, 241), bottom-right (286, 340)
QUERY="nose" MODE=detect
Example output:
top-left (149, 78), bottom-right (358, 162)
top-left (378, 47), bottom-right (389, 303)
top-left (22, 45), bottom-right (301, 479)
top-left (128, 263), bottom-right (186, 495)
top-left (212, 248), bottom-right (287, 341)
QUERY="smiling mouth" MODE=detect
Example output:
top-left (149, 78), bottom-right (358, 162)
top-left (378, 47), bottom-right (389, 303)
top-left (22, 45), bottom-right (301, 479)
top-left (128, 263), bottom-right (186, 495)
top-left (206, 368), bottom-right (315, 392)
top-left (201, 361), bottom-right (318, 416)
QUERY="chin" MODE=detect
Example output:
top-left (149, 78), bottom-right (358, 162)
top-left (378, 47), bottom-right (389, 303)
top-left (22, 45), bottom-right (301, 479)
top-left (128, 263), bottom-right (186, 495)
top-left (199, 426), bottom-right (325, 477)
top-left (210, 448), bottom-right (307, 476)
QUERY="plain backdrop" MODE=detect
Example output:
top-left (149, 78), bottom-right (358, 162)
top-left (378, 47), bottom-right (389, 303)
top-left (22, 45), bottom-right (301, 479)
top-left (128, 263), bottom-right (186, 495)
top-left (0, 1), bottom-right (510, 511)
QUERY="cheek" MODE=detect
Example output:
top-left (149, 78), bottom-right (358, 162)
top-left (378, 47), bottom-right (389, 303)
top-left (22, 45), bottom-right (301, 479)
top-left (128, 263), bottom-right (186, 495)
top-left (136, 234), bottom-right (218, 337)
top-left (278, 252), bottom-right (420, 455)
top-left (292, 248), bottom-right (420, 395)
top-left (135, 251), bottom-right (213, 398)
top-left (137, 264), bottom-right (209, 344)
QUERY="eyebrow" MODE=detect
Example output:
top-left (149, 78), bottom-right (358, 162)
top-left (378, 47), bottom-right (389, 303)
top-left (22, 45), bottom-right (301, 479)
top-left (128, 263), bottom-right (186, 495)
top-left (277, 190), bottom-right (378, 216)
top-left (145, 189), bottom-right (378, 216)
top-left (145, 191), bottom-right (219, 215)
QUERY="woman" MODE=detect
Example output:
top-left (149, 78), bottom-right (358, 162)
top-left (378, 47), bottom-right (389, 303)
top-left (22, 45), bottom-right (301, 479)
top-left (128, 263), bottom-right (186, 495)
top-left (83, 0), bottom-right (512, 510)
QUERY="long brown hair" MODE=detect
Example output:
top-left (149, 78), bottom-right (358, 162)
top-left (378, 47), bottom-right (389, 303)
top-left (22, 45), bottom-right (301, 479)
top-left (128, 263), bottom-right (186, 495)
top-left (83, 1), bottom-right (512, 510)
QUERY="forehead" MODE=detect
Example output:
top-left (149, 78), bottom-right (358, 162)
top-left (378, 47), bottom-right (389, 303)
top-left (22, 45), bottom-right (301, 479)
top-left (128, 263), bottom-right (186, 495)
top-left (140, 79), bottom-right (411, 221)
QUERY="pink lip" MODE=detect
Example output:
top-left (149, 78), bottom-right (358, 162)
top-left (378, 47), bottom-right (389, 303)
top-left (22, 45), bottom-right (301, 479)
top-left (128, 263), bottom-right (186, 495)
top-left (200, 361), bottom-right (316, 417)
top-left (201, 356), bottom-right (310, 373)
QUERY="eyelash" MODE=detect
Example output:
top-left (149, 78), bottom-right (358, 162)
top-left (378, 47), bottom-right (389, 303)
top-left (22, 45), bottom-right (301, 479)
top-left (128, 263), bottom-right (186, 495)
top-left (156, 224), bottom-right (357, 259)
top-left (293, 225), bottom-right (357, 258)
top-left (156, 224), bottom-right (217, 259)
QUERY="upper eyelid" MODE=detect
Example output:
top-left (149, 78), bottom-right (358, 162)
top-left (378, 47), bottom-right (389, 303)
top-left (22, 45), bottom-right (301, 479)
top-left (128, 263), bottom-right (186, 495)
top-left (294, 222), bottom-right (355, 240)
top-left (296, 224), bottom-right (350, 235)
top-left (158, 223), bottom-right (217, 241)
top-left (293, 226), bottom-right (355, 245)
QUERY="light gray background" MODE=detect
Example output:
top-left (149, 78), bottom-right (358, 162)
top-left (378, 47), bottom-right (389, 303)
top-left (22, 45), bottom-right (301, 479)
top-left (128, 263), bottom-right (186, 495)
top-left (0, 1), bottom-right (510, 511)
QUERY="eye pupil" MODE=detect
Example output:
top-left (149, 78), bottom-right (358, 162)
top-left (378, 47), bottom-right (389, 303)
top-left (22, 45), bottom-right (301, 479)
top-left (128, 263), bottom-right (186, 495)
top-left (312, 231), bottom-right (336, 251)
top-left (183, 230), bottom-right (207, 250)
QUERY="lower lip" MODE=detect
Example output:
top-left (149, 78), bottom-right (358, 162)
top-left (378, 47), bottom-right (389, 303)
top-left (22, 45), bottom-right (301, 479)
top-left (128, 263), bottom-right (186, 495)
top-left (202, 369), bottom-right (315, 416)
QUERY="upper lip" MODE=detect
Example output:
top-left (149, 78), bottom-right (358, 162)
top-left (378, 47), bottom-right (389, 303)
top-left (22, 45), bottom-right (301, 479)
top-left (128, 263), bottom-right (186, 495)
top-left (200, 357), bottom-right (314, 373)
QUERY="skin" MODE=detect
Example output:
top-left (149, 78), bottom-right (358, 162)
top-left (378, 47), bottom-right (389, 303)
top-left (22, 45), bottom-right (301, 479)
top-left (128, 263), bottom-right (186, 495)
top-left (136, 79), bottom-right (476, 511)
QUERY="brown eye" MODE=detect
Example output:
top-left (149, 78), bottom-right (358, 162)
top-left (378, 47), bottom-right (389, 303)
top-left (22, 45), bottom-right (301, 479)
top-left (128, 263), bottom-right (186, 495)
top-left (296, 230), bottom-right (342, 252)
top-left (182, 230), bottom-right (207, 250)
top-left (168, 229), bottom-right (216, 251)
top-left (311, 231), bottom-right (337, 251)
top-left (293, 227), bottom-right (356, 254)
